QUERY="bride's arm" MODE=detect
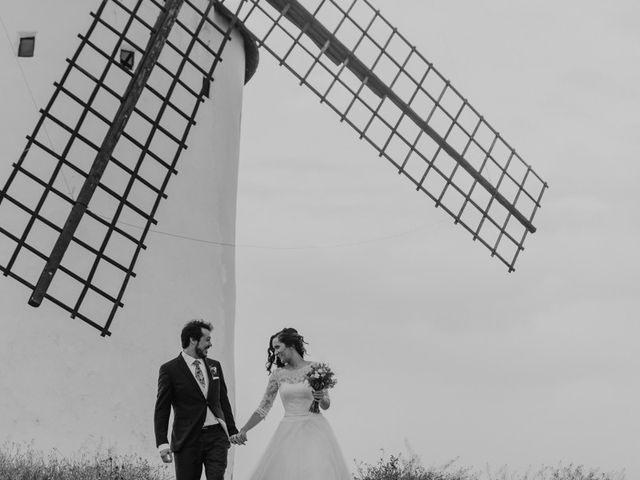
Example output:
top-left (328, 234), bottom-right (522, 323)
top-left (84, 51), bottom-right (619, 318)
top-left (238, 411), bottom-right (264, 437)
top-left (235, 372), bottom-right (279, 443)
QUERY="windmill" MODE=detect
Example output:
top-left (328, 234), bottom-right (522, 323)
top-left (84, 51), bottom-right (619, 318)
top-left (0, 0), bottom-right (548, 337)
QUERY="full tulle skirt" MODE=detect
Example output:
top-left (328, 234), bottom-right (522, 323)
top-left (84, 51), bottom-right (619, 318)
top-left (248, 413), bottom-right (351, 480)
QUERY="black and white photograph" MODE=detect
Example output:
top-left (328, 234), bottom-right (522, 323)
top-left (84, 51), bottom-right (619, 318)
top-left (0, 1), bottom-right (637, 479)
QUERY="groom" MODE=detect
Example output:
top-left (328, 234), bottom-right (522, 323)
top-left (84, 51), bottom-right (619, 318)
top-left (154, 319), bottom-right (239, 480)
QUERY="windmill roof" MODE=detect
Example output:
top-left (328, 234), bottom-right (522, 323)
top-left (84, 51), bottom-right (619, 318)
top-left (214, 2), bottom-right (260, 84)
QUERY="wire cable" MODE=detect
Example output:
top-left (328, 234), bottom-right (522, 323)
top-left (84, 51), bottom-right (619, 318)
top-left (0, 12), bottom-right (74, 197)
top-left (110, 215), bottom-right (445, 250)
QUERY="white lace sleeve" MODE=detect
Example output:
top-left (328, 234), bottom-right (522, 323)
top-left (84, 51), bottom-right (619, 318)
top-left (255, 372), bottom-right (279, 419)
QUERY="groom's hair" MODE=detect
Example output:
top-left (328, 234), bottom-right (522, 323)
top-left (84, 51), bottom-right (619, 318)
top-left (181, 319), bottom-right (213, 348)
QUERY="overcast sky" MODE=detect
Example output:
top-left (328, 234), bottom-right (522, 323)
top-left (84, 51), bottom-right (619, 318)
top-left (228, 1), bottom-right (639, 478)
top-left (0, 1), bottom-right (637, 479)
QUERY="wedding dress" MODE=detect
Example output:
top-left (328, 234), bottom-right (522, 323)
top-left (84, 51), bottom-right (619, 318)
top-left (247, 363), bottom-right (351, 480)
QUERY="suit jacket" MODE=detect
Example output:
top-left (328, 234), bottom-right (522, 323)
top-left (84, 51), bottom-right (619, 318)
top-left (154, 354), bottom-right (238, 452)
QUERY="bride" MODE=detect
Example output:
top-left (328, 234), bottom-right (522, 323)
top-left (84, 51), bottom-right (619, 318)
top-left (231, 328), bottom-right (351, 480)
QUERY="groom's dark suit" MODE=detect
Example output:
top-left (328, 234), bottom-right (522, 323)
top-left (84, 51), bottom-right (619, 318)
top-left (154, 354), bottom-right (238, 480)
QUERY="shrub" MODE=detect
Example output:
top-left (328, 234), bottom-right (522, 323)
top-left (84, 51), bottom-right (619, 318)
top-left (354, 453), bottom-right (478, 480)
top-left (354, 453), bottom-right (625, 480)
top-left (484, 463), bottom-right (625, 480)
top-left (0, 442), bottom-right (171, 480)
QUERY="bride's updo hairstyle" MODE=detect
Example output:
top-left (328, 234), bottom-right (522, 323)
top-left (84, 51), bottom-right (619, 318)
top-left (266, 327), bottom-right (308, 373)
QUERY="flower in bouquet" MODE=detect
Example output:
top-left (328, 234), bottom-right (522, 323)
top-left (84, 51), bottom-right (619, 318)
top-left (305, 363), bottom-right (337, 413)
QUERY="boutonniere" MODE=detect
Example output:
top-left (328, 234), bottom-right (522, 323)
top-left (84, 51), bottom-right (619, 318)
top-left (209, 365), bottom-right (218, 376)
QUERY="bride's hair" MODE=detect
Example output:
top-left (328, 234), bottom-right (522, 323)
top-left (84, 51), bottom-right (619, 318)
top-left (265, 327), bottom-right (308, 373)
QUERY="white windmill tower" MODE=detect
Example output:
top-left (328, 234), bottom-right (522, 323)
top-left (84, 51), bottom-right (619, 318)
top-left (0, 0), bottom-right (258, 465)
top-left (0, 0), bottom-right (547, 469)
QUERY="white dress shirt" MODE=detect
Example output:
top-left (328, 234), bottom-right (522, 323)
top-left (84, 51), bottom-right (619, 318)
top-left (157, 352), bottom-right (218, 453)
top-left (181, 351), bottom-right (219, 427)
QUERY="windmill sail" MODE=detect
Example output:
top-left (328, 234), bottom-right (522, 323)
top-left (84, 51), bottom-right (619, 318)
top-left (0, 0), bottom-right (252, 335)
top-left (0, 0), bottom-right (548, 336)
top-left (221, 0), bottom-right (548, 270)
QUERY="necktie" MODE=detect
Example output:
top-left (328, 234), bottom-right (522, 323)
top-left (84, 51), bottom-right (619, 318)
top-left (193, 360), bottom-right (206, 389)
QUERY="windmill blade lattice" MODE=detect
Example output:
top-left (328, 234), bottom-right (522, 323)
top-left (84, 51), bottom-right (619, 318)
top-left (221, 0), bottom-right (548, 270)
top-left (0, 0), bottom-right (246, 335)
top-left (0, 0), bottom-right (548, 336)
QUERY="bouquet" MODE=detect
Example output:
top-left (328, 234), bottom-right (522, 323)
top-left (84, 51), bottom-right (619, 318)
top-left (305, 363), bottom-right (337, 413)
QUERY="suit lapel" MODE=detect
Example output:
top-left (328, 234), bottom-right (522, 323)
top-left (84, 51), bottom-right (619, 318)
top-left (204, 359), bottom-right (229, 437)
top-left (177, 354), bottom-right (206, 397)
top-left (204, 358), bottom-right (216, 397)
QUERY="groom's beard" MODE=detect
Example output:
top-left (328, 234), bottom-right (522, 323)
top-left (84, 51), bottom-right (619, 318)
top-left (195, 346), bottom-right (208, 358)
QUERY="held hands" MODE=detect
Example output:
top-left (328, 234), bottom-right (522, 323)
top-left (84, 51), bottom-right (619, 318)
top-left (230, 430), bottom-right (248, 446)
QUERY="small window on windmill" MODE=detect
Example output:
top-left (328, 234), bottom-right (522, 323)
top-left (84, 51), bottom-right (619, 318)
top-left (120, 48), bottom-right (135, 70)
top-left (18, 35), bottom-right (36, 57)
top-left (202, 76), bottom-right (211, 98)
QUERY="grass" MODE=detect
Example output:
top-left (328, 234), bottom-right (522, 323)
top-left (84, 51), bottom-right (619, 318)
top-left (354, 453), bottom-right (626, 480)
top-left (355, 453), bottom-right (476, 480)
top-left (0, 442), bottom-right (172, 480)
top-left (0, 443), bottom-right (626, 480)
